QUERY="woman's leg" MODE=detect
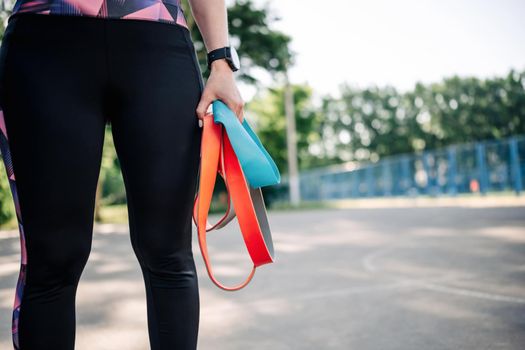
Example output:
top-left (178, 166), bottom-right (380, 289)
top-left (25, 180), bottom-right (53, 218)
top-left (104, 19), bottom-right (204, 350)
top-left (0, 14), bottom-right (108, 349)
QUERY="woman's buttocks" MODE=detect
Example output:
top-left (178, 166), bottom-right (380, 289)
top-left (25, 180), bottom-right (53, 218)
top-left (1, 12), bottom-right (193, 63)
top-left (3, 13), bottom-right (106, 50)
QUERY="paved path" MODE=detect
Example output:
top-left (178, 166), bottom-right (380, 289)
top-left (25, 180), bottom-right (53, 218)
top-left (1, 205), bottom-right (524, 349)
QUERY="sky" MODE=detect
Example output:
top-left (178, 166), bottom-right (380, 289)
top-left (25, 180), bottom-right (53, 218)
top-left (231, 0), bottom-right (525, 103)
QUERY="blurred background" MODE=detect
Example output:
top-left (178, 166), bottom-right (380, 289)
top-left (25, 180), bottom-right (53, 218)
top-left (1, 0), bottom-right (524, 349)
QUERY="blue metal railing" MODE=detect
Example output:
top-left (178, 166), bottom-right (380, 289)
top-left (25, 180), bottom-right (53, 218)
top-left (273, 135), bottom-right (525, 202)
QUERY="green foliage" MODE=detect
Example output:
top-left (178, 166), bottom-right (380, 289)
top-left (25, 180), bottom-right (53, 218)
top-left (0, 1), bottom-right (14, 40)
top-left (318, 69), bottom-right (525, 164)
top-left (100, 125), bottom-right (126, 205)
top-left (248, 69), bottom-right (525, 179)
top-left (248, 83), bottom-right (324, 174)
top-left (0, 162), bottom-right (14, 226)
top-left (182, 0), bottom-right (293, 84)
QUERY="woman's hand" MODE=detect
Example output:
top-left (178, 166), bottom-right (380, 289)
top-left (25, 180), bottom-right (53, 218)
top-left (196, 59), bottom-right (245, 126)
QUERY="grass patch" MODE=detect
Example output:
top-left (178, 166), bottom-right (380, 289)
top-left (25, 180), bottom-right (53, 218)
top-left (96, 204), bottom-right (129, 224)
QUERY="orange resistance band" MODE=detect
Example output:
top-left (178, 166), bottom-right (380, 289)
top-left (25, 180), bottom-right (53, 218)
top-left (192, 113), bottom-right (276, 291)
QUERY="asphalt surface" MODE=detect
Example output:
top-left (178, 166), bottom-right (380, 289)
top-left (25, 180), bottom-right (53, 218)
top-left (1, 205), bottom-right (524, 349)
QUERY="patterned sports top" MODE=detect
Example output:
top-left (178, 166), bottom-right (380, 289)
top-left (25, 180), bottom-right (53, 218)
top-left (9, 0), bottom-right (189, 29)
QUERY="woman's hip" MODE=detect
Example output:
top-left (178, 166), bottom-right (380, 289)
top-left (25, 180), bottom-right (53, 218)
top-left (0, 12), bottom-right (203, 115)
top-left (3, 12), bottom-right (193, 53)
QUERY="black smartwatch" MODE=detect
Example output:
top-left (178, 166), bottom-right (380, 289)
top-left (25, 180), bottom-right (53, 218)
top-left (207, 46), bottom-right (240, 72)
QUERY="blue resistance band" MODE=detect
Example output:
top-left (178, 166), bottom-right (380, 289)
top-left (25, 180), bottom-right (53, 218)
top-left (212, 100), bottom-right (281, 188)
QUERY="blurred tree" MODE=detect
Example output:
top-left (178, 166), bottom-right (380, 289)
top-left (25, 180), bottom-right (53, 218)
top-left (248, 82), bottom-right (322, 206)
top-left (422, 70), bottom-right (525, 145)
top-left (322, 84), bottom-right (416, 163)
top-left (0, 3), bottom-right (12, 227)
top-left (0, 162), bottom-right (13, 227)
top-left (249, 83), bottom-right (324, 173)
top-left (100, 126), bottom-right (126, 206)
top-left (94, 125), bottom-right (127, 221)
top-left (0, 0), bottom-right (14, 38)
top-left (319, 69), bottom-right (525, 164)
top-left (182, 0), bottom-right (293, 84)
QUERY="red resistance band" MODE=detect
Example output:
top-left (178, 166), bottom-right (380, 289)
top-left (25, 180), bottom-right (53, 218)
top-left (192, 113), bottom-right (275, 291)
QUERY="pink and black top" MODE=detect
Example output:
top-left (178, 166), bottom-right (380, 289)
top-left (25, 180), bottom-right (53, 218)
top-left (10, 0), bottom-right (189, 29)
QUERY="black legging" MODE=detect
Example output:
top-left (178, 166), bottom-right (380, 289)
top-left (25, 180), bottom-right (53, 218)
top-left (0, 13), bottom-right (203, 350)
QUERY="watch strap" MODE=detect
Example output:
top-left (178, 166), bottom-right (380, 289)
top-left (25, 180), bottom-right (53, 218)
top-left (207, 46), bottom-right (233, 71)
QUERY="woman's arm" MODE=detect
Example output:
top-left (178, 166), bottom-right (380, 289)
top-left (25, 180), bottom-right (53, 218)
top-left (187, 0), bottom-right (245, 123)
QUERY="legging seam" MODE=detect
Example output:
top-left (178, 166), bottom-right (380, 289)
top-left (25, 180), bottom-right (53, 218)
top-left (102, 20), bottom-right (113, 94)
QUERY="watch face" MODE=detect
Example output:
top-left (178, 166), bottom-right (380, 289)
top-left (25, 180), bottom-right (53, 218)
top-left (230, 46), bottom-right (240, 70)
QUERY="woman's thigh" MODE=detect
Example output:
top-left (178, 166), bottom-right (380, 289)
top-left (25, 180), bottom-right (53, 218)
top-left (0, 13), bottom-right (108, 279)
top-left (104, 19), bottom-right (204, 261)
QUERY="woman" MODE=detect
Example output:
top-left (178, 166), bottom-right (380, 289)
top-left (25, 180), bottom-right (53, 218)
top-left (0, 0), bottom-right (244, 348)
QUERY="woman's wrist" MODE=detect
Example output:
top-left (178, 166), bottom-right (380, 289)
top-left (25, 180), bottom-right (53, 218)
top-left (210, 59), bottom-right (234, 73)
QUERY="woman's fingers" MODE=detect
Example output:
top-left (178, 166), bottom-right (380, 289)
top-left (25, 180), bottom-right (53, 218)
top-left (238, 98), bottom-right (246, 123)
top-left (197, 94), bottom-right (245, 124)
top-left (196, 90), bottom-right (214, 120)
top-left (195, 67), bottom-right (245, 124)
top-left (223, 96), bottom-right (245, 124)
